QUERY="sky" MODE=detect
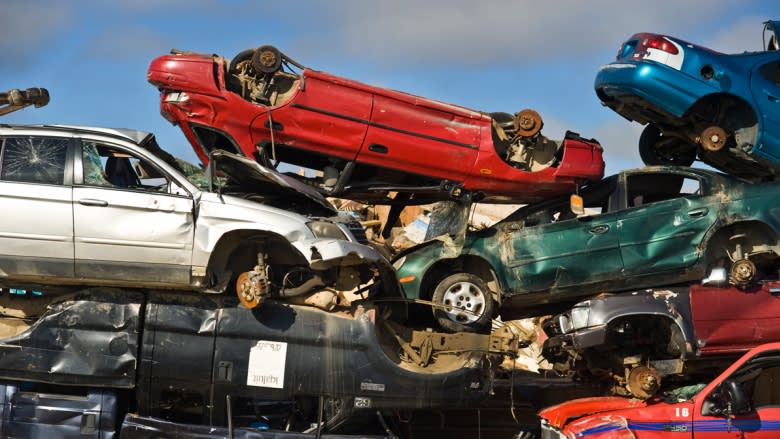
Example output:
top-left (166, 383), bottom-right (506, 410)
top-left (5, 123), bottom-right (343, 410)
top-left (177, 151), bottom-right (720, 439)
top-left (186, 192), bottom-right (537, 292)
top-left (0, 0), bottom-right (776, 176)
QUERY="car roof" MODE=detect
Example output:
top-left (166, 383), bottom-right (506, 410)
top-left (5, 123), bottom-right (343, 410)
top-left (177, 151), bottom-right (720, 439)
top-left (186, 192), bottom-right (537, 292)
top-left (0, 123), bottom-right (154, 145)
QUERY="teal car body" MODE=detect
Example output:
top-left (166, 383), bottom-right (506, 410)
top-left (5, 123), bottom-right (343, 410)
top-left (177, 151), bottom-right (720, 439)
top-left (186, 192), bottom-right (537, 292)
top-left (394, 166), bottom-right (780, 331)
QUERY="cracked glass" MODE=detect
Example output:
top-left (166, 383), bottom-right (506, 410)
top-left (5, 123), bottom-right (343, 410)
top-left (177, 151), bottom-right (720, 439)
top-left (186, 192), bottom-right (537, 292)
top-left (0, 137), bottom-right (68, 185)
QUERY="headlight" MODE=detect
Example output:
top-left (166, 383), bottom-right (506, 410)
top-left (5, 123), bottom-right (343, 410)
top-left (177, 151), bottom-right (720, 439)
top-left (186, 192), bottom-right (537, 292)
top-left (569, 307), bottom-right (590, 330)
top-left (307, 221), bottom-right (347, 240)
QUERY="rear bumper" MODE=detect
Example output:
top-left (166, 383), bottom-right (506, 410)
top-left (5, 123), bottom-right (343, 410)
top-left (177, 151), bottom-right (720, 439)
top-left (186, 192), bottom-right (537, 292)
top-left (594, 61), bottom-right (714, 122)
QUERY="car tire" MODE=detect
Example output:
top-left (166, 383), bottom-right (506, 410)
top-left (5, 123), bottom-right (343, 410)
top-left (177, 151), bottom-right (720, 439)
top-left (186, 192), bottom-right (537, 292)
top-left (638, 124), bottom-right (695, 167)
top-left (431, 273), bottom-right (495, 333)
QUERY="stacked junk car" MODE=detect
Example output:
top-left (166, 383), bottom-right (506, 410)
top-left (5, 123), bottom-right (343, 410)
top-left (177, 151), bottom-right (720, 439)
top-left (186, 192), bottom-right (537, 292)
top-left (0, 18), bottom-right (779, 439)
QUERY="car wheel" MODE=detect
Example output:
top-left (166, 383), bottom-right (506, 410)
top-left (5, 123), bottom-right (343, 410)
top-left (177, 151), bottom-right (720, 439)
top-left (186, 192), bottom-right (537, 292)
top-left (431, 273), bottom-right (495, 333)
top-left (638, 125), bottom-right (695, 167)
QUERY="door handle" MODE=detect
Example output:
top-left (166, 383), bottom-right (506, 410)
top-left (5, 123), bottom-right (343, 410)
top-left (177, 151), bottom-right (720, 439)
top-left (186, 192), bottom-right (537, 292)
top-left (767, 92), bottom-right (779, 103)
top-left (688, 208), bottom-right (708, 218)
top-left (368, 144), bottom-right (388, 154)
top-left (78, 199), bottom-right (108, 207)
top-left (589, 224), bottom-right (609, 234)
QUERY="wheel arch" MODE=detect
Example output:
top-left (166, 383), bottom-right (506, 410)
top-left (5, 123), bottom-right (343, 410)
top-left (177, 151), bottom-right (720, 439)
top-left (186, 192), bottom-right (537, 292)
top-left (419, 255), bottom-right (502, 304)
top-left (605, 312), bottom-right (696, 357)
top-left (205, 229), bottom-right (308, 291)
top-left (702, 220), bottom-right (780, 263)
top-left (686, 93), bottom-right (759, 145)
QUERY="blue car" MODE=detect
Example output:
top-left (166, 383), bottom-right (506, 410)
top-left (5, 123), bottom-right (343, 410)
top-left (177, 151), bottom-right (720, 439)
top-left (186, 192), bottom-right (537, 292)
top-left (595, 20), bottom-right (780, 180)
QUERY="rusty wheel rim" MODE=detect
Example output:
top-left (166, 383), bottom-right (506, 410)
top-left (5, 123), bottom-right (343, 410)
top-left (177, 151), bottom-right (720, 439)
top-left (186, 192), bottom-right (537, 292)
top-left (515, 108), bottom-right (543, 137)
top-left (700, 126), bottom-right (727, 152)
top-left (236, 271), bottom-right (260, 309)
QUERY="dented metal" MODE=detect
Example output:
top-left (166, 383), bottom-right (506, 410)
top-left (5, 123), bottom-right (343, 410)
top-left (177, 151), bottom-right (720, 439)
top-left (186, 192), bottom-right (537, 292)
top-left (395, 166), bottom-right (780, 327)
top-left (0, 287), bottom-right (502, 435)
top-left (0, 125), bottom-right (395, 307)
top-left (542, 281), bottom-right (780, 397)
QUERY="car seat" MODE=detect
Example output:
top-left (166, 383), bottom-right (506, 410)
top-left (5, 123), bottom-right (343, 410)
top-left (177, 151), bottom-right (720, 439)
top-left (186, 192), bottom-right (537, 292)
top-left (106, 157), bottom-right (141, 188)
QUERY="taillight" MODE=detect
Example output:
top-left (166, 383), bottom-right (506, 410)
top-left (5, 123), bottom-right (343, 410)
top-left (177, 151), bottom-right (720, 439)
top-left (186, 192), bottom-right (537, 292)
top-left (643, 36), bottom-right (679, 54)
top-left (633, 33), bottom-right (679, 56)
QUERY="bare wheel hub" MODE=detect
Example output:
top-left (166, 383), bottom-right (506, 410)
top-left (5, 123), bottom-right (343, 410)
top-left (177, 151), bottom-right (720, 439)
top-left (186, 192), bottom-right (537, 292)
top-left (514, 108), bottom-right (543, 138)
top-left (627, 366), bottom-right (661, 399)
top-left (236, 270), bottom-right (270, 309)
top-left (730, 258), bottom-right (756, 288)
top-left (700, 126), bottom-right (727, 152)
top-left (440, 281), bottom-right (487, 324)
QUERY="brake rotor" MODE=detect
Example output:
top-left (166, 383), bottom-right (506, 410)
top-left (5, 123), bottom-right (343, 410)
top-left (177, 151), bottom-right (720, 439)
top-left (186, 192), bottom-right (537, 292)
top-left (514, 109), bottom-right (543, 138)
top-left (627, 366), bottom-right (661, 399)
top-left (236, 271), bottom-right (264, 309)
top-left (252, 45), bottom-right (283, 74)
top-left (700, 126), bottom-right (727, 152)
top-left (730, 258), bottom-right (756, 288)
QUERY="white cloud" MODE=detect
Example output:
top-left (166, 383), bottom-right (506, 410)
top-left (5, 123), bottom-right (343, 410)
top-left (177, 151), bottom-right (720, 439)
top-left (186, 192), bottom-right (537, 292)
top-left (704, 15), bottom-right (768, 53)
top-left (591, 118), bottom-right (645, 174)
top-left (327, 0), bottom-right (741, 65)
top-left (81, 26), bottom-right (173, 61)
top-left (0, 2), bottom-right (72, 57)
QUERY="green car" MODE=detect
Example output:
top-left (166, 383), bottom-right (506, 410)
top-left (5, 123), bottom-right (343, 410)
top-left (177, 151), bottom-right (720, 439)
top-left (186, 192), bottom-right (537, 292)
top-left (393, 166), bottom-right (780, 332)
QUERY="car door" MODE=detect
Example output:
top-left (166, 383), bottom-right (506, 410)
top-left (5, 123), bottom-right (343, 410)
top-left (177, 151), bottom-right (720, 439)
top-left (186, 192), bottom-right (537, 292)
top-left (72, 140), bottom-right (194, 286)
top-left (751, 58), bottom-right (780, 159)
top-left (617, 170), bottom-right (719, 275)
top-left (691, 282), bottom-right (780, 355)
top-left (504, 177), bottom-right (622, 293)
top-left (695, 351), bottom-right (780, 439)
top-left (0, 134), bottom-right (74, 279)
top-left (359, 94), bottom-right (480, 183)
top-left (249, 70), bottom-right (372, 162)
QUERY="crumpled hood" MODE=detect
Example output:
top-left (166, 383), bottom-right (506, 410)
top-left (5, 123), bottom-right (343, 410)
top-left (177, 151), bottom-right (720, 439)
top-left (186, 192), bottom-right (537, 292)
top-left (539, 396), bottom-right (647, 429)
top-left (207, 149), bottom-right (336, 217)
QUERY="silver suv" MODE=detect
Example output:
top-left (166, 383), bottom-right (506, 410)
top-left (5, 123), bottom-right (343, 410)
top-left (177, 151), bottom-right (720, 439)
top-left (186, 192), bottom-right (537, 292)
top-left (0, 124), bottom-right (392, 303)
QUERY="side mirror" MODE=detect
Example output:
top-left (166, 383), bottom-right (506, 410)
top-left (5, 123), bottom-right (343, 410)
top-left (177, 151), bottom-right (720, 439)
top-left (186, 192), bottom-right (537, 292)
top-left (570, 194), bottom-right (585, 216)
top-left (723, 379), bottom-right (751, 415)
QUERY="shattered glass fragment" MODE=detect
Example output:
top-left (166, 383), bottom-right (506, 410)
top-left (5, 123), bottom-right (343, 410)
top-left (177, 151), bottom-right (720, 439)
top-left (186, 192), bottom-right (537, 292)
top-left (1, 137), bottom-right (68, 184)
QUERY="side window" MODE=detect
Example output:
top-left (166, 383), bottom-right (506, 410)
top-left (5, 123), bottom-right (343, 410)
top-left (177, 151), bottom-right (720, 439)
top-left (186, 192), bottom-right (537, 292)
top-left (759, 61), bottom-right (780, 86)
top-left (750, 365), bottom-right (780, 409)
top-left (580, 176), bottom-right (617, 215)
top-left (0, 137), bottom-right (68, 185)
top-left (626, 173), bottom-right (701, 208)
top-left (81, 142), bottom-right (171, 193)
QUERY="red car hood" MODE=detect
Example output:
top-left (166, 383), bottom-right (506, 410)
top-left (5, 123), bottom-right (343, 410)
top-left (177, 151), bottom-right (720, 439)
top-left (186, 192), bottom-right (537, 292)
top-left (539, 396), bottom-right (647, 429)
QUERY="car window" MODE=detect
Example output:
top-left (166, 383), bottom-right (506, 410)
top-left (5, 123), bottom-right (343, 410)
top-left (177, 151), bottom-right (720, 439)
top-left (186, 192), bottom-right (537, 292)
top-left (81, 142), bottom-right (176, 194)
top-left (626, 173), bottom-right (701, 208)
top-left (750, 365), bottom-right (780, 409)
top-left (502, 176), bottom-right (616, 226)
top-left (0, 136), bottom-right (68, 185)
top-left (579, 177), bottom-right (616, 215)
top-left (759, 61), bottom-right (780, 86)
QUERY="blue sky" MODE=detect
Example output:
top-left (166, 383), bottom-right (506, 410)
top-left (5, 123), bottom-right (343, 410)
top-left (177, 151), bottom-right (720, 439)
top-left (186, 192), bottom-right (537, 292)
top-left (1, 0), bottom-right (776, 175)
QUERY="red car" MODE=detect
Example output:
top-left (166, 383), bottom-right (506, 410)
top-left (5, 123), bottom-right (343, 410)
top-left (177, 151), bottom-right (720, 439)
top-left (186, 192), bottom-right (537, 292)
top-left (148, 46), bottom-right (604, 204)
top-left (538, 342), bottom-right (780, 438)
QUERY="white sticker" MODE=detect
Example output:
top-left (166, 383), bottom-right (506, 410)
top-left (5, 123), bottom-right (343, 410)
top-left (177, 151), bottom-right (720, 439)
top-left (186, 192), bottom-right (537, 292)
top-left (247, 340), bottom-right (287, 388)
top-left (354, 397), bottom-right (372, 408)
